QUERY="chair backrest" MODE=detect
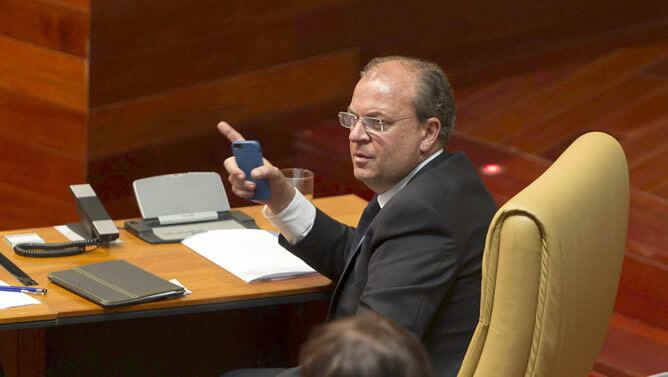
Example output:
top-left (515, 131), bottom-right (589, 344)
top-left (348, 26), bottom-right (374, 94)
top-left (458, 132), bottom-right (629, 377)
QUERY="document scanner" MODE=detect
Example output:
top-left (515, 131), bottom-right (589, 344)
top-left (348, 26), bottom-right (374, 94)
top-left (124, 172), bottom-right (257, 244)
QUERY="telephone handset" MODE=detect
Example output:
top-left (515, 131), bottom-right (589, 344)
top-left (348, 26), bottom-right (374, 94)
top-left (13, 184), bottom-right (119, 258)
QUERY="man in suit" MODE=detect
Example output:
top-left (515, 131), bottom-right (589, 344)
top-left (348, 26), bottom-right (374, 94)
top-left (219, 56), bottom-right (496, 377)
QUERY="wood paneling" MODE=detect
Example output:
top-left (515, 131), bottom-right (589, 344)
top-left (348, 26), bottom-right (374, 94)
top-left (468, 44), bottom-right (668, 142)
top-left (0, 4), bottom-right (86, 231)
top-left (644, 55), bottom-right (668, 78)
top-left (623, 120), bottom-right (668, 194)
top-left (655, 181), bottom-right (668, 198)
top-left (456, 63), bottom-right (578, 132)
top-left (0, 88), bottom-right (86, 158)
top-left (0, 0), bottom-right (89, 57)
top-left (16, 328), bottom-right (45, 377)
top-left (631, 147), bottom-right (668, 196)
top-left (591, 84), bottom-right (668, 137)
top-left (626, 192), bottom-right (668, 268)
top-left (0, 137), bottom-right (84, 200)
top-left (512, 76), bottom-right (665, 156)
top-left (596, 312), bottom-right (668, 377)
top-left (88, 49), bottom-right (359, 160)
top-left (623, 120), bottom-right (668, 169)
top-left (88, 0), bottom-right (668, 106)
top-left (615, 252), bottom-right (668, 330)
top-left (0, 34), bottom-right (86, 111)
top-left (0, 330), bottom-right (17, 377)
top-left (0, 183), bottom-right (78, 230)
top-left (88, 0), bottom-right (351, 106)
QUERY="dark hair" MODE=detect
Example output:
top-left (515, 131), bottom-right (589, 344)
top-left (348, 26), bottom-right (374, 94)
top-left (361, 56), bottom-right (456, 145)
top-left (300, 312), bottom-right (432, 377)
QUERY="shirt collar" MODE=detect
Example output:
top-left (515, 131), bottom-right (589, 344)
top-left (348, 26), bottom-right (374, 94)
top-left (377, 149), bottom-right (443, 208)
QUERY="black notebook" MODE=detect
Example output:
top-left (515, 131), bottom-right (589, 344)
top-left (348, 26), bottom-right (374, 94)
top-left (48, 260), bottom-right (185, 307)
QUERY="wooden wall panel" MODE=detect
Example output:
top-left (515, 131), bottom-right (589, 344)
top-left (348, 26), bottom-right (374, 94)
top-left (0, 92), bottom-right (85, 229)
top-left (457, 63), bottom-right (578, 132)
top-left (0, 2), bottom-right (87, 230)
top-left (596, 312), bottom-right (668, 377)
top-left (88, 49), bottom-right (359, 160)
top-left (591, 84), bottom-right (668, 137)
top-left (615, 253), bottom-right (668, 330)
top-left (0, 138), bottom-right (84, 201)
top-left (622, 119), bottom-right (668, 169)
top-left (0, 330), bottom-right (18, 377)
top-left (468, 45), bottom-right (668, 142)
top-left (514, 76), bottom-right (665, 156)
top-left (88, 0), bottom-right (351, 106)
top-left (0, 89), bottom-right (86, 159)
top-left (0, 34), bottom-right (86, 111)
top-left (0, 184), bottom-right (78, 230)
top-left (630, 147), bottom-right (668, 195)
top-left (0, 0), bottom-right (89, 57)
top-left (627, 192), bottom-right (668, 267)
top-left (88, 0), bottom-right (668, 106)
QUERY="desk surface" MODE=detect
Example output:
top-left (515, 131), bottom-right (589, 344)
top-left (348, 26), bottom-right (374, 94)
top-left (0, 194), bottom-right (366, 328)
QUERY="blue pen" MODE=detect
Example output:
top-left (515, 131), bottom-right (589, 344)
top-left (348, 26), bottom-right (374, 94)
top-left (0, 285), bottom-right (47, 295)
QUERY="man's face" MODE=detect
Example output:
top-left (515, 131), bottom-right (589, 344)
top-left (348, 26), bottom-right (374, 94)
top-left (348, 62), bottom-right (427, 193)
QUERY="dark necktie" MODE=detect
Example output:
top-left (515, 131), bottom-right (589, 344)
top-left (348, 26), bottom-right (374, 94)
top-left (350, 196), bottom-right (381, 251)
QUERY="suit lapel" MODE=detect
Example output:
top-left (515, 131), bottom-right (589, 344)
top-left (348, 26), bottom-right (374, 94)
top-left (327, 226), bottom-right (373, 318)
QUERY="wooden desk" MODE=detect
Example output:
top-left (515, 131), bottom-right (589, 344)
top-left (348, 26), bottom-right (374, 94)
top-left (0, 194), bottom-right (366, 376)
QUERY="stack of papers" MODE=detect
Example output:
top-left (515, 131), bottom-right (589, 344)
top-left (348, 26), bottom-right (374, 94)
top-left (0, 280), bottom-right (41, 309)
top-left (182, 229), bottom-right (316, 283)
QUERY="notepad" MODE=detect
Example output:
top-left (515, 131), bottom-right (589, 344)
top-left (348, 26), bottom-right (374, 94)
top-left (182, 229), bottom-right (316, 283)
top-left (0, 280), bottom-right (41, 309)
top-left (48, 260), bottom-right (185, 307)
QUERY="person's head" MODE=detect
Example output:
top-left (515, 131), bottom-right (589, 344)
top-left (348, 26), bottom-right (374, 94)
top-left (300, 311), bottom-right (433, 377)
top-left (340, 56), bottom-right (456, 193)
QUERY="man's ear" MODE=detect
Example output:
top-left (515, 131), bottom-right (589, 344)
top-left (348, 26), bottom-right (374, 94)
top-left (420, 117), bottom-right (441, 153)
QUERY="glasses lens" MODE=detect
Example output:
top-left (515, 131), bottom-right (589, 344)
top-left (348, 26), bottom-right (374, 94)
top-left (362, 117), bottom-right (383, 132)
top-left (338, 112), bottom-right (357, 128)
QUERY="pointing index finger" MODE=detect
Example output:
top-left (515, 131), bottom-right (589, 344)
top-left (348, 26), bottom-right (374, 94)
top-left (217, 121), bottom-right (246, 142)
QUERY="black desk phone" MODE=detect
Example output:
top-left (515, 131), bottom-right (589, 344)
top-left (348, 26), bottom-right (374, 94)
top-left (13, 184), bottom-right (119, 257)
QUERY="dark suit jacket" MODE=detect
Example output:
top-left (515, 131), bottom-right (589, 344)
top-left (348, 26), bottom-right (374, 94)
top-left (280, 151), bottom-right (496, 377)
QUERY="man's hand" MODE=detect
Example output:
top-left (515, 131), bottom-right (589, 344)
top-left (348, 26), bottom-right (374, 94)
top-left (218, 121), bottom-right (296, 214)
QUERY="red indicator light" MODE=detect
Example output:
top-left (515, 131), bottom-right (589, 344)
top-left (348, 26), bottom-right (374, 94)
top-left (480, 164), bottom-right (504, 176)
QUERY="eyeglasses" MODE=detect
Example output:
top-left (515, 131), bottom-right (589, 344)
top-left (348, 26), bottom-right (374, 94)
top-left (338, 111), bottom-right (416, 133)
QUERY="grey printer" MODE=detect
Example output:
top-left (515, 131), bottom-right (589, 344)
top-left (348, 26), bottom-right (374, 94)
top-left (124, 172), bottom-right (257, 244)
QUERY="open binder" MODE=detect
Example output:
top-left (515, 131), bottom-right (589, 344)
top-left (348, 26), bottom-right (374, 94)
top-left (48, 260), bottom-right (185, 307)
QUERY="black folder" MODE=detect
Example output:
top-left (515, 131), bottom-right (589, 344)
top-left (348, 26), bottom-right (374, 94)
top-left (48, 260), bottom-right (185, 307)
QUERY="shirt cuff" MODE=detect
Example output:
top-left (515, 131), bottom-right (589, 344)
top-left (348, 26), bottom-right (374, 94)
top-left (262, 188), bottom-right (316, 245)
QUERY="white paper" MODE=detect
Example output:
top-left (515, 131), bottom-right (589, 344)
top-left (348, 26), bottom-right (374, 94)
top-left (182, 229), bottom-right (316, 283)
top-left (169, 279), bottom-right (192, 295)
top-left (3, 233), bottom-right (44, 247)
top-left (54, 225), bottom-right (122, 244)
top-left (0, 281), bottom-right (41, 309)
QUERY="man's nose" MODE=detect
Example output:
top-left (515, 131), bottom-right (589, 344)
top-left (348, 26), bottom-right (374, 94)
top-left (349, 120), bottom-right (369, 142)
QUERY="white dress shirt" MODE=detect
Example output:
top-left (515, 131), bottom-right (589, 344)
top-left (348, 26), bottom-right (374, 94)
top-left (263, 150), bottom-right (443, 244)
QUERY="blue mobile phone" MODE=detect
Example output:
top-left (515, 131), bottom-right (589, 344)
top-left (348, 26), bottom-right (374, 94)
top-left (231, 140), bottom-right (270, 201)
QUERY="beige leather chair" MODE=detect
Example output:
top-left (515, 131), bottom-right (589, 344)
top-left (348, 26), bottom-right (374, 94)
top-left (458, 132), bottom-right (629, 377)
